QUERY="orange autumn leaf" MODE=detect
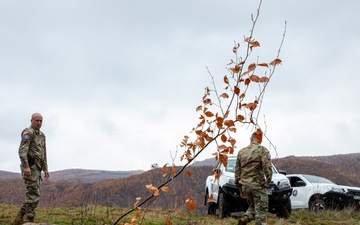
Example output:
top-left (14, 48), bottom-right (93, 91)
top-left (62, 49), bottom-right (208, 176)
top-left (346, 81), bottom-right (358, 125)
top-left (220, 93), bottom-right (229, 98)
top-left (186, 197), bottom-right (196, 211)
top-left (203, 98), bottom-right (212, 105)
top-left (244, 102), bottom-right (257, 111)
top-left (270, 58), bottom-right (282, 66)
top-left (187, 170), bottom-right (192, 178)
top-left (250, 41), bottom-right (260, 50)
top-left (219, 153), bottom-right (228, 167)
top-left (248, 63), bottom-right (256, 72)
top-left (237, 114), bottom-right (245, 122)
top-left (228, 138), bottom-right (236, 147)
top-left (259, 76), bottom-right (269, 82)
top-left (208, 194), bottom-right (214, 202)
top-left (221, 134), bottom-right (227, 143)
top-left (172, 164), bottom-right (177, 175)
top-left (162, 164), bottom-right (168, 177)
top-left (133, 197), bottom-right (141, 208)
top-left (166, 217), bottom-right (172, 225)
top-left (146, 184), bottom-right (160, 196)
top-left (205, 111), bottom-right (214, 117)
top-left (229, 66), bottom-right (241, 73)
top-left (133, 211), bottom-right (141, 221)
top-left (257, 63), bottom-right (269, 67)
top-left (256, 128), bottom-right (263, 144)
top-left (244, 78), bottom-right (250, 86)
top-left (224, 119), bottom-right (235, 127)
top-left (161, 186), bottom-right (169, 193)
top-left (249, 75), bottom-right (260, 82)
top-left (234, 86), bottom-right (240, 95)
top-left (228, 127), bottom-right (237, 132)
top-left (224, 75), bottom-right (229, 84)
top-left (215, 116), bottom-right (224, 129)
top-left (196, 105), bottom-right (202, 112)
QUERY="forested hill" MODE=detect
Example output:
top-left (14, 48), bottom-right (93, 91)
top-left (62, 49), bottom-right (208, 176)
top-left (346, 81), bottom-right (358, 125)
top-left (1, 153), bottom-right (359, 212)
top-left (272, 153), bottom-right (360, 187)
top-left (0, 169), bottom-right (144, 182)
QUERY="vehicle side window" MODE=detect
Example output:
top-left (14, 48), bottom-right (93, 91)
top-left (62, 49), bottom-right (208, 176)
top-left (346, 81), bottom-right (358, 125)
top-left (225, 160), bottom-right (236, 172)
top-left (289, 177), bottom-right (306, 187)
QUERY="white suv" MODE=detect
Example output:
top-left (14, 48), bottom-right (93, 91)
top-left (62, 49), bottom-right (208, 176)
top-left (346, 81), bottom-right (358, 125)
top-left (205, 156), bottom-right (293, 218)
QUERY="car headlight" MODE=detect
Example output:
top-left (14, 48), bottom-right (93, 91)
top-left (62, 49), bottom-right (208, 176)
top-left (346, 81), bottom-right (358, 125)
top-left (278, 179), bottom-right (291, 189)
top-left (331, 186), bottom-right (346, 193)
top-left (228, 178), bottom-right (235, 185)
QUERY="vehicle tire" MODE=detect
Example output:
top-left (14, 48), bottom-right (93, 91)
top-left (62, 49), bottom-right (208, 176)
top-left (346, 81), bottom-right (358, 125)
top-left (205, 192), bottom-right (216, 215)
top-left (309, 198), bottom-right (326, 212)
top-left (276, 198), bottom-right (291, 219)
top-left (218, 192), bottom-right (231, 218)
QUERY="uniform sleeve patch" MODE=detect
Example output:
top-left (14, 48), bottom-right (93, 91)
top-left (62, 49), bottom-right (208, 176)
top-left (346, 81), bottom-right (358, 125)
top-left (23, 132), bottom-right (30, 140)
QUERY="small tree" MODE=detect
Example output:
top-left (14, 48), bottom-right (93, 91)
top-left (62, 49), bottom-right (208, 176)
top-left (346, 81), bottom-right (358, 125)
top-left (113, 0), bottom-right (286, 224)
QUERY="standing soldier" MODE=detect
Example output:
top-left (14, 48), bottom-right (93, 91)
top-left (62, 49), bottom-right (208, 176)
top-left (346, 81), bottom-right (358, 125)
top-left (235, 131), bottom-right (272, 225)
top-left (13, 113), bottom-right (49, 225)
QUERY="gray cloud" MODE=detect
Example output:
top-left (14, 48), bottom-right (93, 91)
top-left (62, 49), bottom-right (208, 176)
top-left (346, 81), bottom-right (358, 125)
top-left (1, 0), bottom-right (359, 172)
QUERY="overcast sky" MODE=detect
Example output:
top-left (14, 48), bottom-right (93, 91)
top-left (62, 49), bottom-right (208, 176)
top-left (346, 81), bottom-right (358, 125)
top-left (1, 1), bottom-right (359, 173)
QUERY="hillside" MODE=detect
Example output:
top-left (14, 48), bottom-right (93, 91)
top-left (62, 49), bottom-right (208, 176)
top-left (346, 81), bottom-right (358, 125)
top-left (0, 165), bottom-right (213, 213)
top-left (272, 153), bottom-right (360, 186)
top-left (1, 153), bottom-right (359, 212)
top-left (0, 169), bottom-right (144, 182)
top-left (0, 170), bottom-right (21, 179)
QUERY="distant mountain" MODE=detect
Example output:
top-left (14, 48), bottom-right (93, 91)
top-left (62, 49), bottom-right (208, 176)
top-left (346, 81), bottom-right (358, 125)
top-left (1, 153), bottom-right (359, 212)
top-left (50, 169), bottom-right (144, 182)
top-left (0, 169), bottom-right (144, 182)
top-left (192, 158), bottom-right (217, 167)
top-left (0, 170), bottom-right (21, 179)
top-left (272, 153), bottom-right (360, 187)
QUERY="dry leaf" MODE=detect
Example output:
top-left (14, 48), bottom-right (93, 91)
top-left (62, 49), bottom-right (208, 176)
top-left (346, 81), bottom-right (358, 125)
top-left (223, 75), bottom-right (229, 84)
top-left (146, 184), bottom-right (160, 196)
top-left (270, 58), bottom-right (282, 66)
top-left (205, 111), bottom-right (214, 117)
top-left (161, 186), bottom-right (169, 192)
top-left (186, 197), bottom-right (196, 211)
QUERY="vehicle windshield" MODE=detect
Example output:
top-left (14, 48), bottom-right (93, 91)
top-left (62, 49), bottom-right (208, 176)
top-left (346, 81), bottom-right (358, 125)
top-left (226, 159), bottom-right (277, 174)
top-left (303, 175), bottom-right (336, 184)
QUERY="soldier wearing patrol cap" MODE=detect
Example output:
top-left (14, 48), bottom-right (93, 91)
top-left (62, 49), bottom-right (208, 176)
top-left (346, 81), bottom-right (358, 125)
top-left (235, 131), bottom-right (272, 225)
top-left (13, 113), bottom-right (49, 225)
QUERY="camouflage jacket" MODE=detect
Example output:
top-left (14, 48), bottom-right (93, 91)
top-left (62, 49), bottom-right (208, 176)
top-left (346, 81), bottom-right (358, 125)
top-left (18, 126), bottom-right (48, 172)
top-left (235, 142), bottom-right (272, 188)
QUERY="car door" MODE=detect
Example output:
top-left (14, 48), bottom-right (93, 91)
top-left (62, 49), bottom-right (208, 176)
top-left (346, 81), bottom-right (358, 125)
top-left (288, 176), bottom-right (309, 209)
top-left (209, 162), bottom-right (222, 202)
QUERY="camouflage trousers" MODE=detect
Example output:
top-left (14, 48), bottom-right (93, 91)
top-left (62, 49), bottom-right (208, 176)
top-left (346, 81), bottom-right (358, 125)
top-left (19, 167), bottom-right (42, 219)
top-left (241, 186), bottom-right (268, 225)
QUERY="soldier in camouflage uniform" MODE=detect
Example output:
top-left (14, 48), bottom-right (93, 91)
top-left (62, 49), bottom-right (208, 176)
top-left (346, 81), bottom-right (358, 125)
top-left (235, 132), bottom-right (272, 225)
top-left (13, 113), bottom-right (49, 225)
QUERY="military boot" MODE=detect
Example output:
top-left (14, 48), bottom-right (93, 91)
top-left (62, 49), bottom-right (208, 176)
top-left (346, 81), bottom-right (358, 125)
top-left (238, 215), bottom-right (249, 225)
top-left (12, 211), bottom-right (25, 225)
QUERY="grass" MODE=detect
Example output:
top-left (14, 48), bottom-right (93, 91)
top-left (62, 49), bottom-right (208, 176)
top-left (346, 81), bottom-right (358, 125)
top-left (1, 203), bottom-right (360, 225)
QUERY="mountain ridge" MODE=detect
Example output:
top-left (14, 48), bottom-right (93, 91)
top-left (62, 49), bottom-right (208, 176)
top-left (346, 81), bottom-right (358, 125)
top-left (0, 152), bottom-right (359, 213)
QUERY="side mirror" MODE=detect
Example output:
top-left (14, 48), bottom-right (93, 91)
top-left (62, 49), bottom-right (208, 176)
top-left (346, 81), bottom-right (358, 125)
top-left (295, 180), bottom-right (306, 187)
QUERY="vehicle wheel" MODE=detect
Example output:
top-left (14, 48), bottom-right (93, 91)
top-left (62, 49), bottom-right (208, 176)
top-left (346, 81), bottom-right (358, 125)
top-left (309, 198), bottom-right (326, 212)
top-left (205, 192), bottom-right (216, 215)
top-left (276, 198), bottom-right (291, 219)
top-left (218, 192), bottom-right (230, 218)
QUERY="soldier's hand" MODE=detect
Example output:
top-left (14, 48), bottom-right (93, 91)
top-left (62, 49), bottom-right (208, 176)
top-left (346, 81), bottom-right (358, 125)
top-left (44, 171), bottom-right (50, 179)
top-left (240, 191), bottom-right (247, 199)
top-left (23, 167), bottom-right (31, 177)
